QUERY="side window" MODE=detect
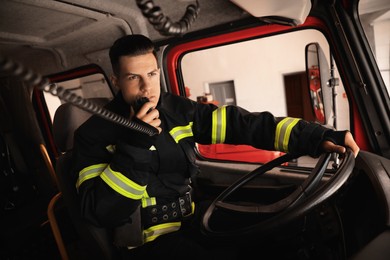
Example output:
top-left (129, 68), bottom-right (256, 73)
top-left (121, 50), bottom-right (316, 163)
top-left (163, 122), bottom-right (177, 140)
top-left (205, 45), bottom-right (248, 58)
top-left (44, 72), bottom-right (114, 122)
top-left (180, 29), bottom-right (349, 163)
top-left (33, 65), bottom-right (114, 157)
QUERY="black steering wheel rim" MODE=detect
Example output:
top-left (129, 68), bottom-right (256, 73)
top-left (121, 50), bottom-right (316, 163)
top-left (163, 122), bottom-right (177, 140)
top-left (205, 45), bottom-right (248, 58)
top-left (201, 149), bottom-right (355, 239)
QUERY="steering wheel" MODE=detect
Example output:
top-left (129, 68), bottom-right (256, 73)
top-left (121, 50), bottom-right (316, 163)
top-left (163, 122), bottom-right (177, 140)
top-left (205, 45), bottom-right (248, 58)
top-left (201, 149), bottom-right (355, 239)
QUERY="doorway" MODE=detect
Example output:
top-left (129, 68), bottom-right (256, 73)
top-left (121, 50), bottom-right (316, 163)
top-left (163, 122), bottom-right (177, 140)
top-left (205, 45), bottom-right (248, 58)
top-left (284, 72), bottom-right (315, 122)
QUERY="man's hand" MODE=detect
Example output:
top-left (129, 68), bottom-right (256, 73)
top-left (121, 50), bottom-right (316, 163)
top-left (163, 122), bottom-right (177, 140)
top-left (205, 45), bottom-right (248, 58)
top-left (321, 131), bottom-right (360, 157)
top-left (135, 101), bottom-right (162, 134)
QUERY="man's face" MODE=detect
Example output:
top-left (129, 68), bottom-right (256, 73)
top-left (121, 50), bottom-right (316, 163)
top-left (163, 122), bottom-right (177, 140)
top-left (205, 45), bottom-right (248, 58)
top-left (112, 53), bottom-right (160, 107)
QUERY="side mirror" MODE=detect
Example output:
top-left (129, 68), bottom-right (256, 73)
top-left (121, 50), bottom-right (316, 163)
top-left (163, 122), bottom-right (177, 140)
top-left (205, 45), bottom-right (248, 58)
top-left (305, 42), bottom-right (333, 126)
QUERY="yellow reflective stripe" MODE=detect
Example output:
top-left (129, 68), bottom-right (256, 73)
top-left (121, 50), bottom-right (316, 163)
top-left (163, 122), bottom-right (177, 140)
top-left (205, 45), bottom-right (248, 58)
top-left (105, 144), bottom-right (115, 153)
top-left (274, 117), bottom-right (289, 150)
top-left (274, 117), bottom-right (300, 152)
top-left (211, 106), bottom-right (227, 144)
top-left (100, 165), bottom-right (146, 199)
top-left (283, 119), bottom-right (300, 151)
top-left (141, 197), bottom-right (157, 207)
top-left (191, 201), bottom-right (195, 213)
top-left (169, 122), bottom-right (193, 143)
top-left (143, 222), bottom-right (181, 243)
top-left (76, 163), bottom-right (108, 189)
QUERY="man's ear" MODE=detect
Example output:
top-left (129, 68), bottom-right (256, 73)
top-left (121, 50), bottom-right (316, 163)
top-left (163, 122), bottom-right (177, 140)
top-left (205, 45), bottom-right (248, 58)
top-left (110, 74), bottom-right (120, 91)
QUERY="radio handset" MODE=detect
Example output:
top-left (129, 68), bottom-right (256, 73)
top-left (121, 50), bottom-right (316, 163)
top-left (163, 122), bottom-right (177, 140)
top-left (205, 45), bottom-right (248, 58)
top-left (132, 97), bottom-right (151, 114)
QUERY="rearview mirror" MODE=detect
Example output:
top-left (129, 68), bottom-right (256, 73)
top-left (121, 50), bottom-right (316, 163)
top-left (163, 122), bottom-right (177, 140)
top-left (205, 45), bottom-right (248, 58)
top-left (305, 42), bottom-right (332, 126)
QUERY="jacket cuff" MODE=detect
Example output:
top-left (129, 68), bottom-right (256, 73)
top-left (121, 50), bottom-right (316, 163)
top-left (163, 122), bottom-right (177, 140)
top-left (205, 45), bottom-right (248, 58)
top-left (323, 130), bottom-right (347, 146)
top-left (297, 123), bottom-right (331, 157)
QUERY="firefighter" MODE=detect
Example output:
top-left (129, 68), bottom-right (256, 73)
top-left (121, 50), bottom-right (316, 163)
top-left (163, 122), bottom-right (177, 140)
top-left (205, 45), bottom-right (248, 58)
top-left (72, 34), bottom-right (360, 259)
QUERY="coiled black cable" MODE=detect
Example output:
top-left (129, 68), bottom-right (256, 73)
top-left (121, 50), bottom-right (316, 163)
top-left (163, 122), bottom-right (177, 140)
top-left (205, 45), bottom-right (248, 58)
top-left (0, 55), bottom-right (158, 136)
top-left (136, 0), bottom-right (200, 36)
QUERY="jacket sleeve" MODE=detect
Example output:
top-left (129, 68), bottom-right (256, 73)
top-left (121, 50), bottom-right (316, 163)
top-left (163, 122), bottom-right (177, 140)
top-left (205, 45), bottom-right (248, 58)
top-left (192, 104), bottom-right (333, 157)
top-left (72, 117), bottom-right (153, 228)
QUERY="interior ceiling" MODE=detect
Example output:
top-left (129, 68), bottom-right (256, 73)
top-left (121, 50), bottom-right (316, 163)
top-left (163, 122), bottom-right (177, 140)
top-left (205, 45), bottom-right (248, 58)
top-left (0, 0), bottom-right (248, 75)
top-left (0, 0), bottom-right (388, 76)
top-left (359, 0), bottom-right (390, 14)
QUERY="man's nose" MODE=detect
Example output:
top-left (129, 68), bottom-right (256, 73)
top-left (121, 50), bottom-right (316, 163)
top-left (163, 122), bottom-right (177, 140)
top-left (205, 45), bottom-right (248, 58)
top-left (140, 77), bottom-right (152, 93)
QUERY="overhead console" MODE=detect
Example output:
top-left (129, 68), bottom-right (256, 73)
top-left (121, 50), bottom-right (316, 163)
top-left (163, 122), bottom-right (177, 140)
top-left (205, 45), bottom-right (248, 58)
top-left (230, 0), bottom-right (311, 26)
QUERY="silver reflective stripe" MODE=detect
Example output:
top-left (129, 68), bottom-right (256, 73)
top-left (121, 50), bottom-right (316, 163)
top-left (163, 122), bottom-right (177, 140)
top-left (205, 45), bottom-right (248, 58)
top-left (100, 165), bottom-right (146, 199)
top-left (274, 117), bottom-right (300, 152)
top-left (142, 197), bottom-right (157, 207)
top-left (169, 122), bottom-right (193, 143)
top-left (76, 163), bottom-right (108, 189)
top-left (106, 144), bottom-right (115, 153)
top-left (212, 106), bottom-right (226, 144)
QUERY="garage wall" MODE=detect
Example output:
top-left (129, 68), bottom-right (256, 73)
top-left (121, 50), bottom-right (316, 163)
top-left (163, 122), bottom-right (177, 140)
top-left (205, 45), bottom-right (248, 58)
top-left (181, 29), bottom-right (350, 130)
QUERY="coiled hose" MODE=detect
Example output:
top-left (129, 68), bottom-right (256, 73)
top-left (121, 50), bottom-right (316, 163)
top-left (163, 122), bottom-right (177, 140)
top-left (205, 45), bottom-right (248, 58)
top-left (0, 55), bottom-right (158, 136)
top-left (136, 0), bottom-right (200, 36)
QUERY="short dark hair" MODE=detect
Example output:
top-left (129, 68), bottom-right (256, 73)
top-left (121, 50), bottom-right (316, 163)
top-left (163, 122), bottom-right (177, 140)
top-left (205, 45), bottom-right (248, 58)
top-left (109, 34), bottom-right (158, 75)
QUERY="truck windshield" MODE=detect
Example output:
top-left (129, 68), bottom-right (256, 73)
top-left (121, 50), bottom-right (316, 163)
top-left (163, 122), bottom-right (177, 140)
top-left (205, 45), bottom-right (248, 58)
top-left (359, 0), bottom-right (390, 91)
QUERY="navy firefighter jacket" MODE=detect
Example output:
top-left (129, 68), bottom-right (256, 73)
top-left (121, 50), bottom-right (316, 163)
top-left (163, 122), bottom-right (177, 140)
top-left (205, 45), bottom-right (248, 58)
top-left (72, 91), bottom-right (335, 244)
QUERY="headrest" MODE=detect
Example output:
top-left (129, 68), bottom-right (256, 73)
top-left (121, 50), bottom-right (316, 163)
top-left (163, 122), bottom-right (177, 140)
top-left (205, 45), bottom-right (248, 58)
top-left (53, 97), bottom-right (110, 153)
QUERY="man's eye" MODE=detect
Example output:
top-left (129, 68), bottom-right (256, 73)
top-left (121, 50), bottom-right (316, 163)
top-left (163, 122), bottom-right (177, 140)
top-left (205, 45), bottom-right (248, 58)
top-left (148, 71), bottom-right (158, 77)
top-left (128, 75), bottom-right (139, 81)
